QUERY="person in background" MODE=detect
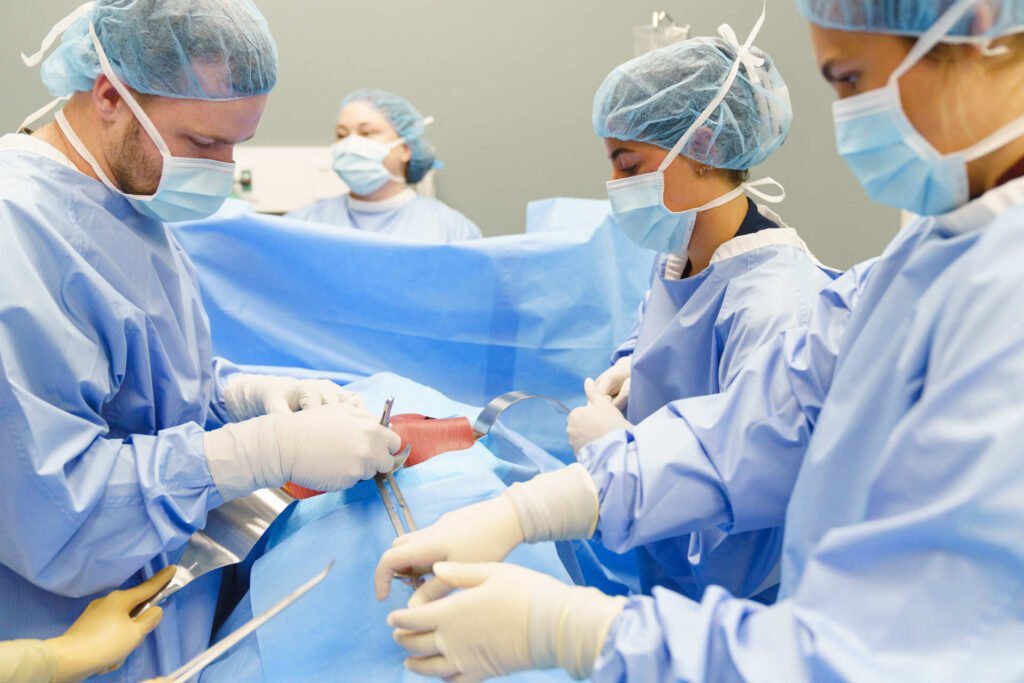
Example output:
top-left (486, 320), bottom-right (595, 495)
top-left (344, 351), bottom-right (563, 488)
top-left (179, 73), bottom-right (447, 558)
top-left (373, 0), bottom-right (1024, 679)
top-left (566, 25), bottom-right (835, 605)
top-left (287, 88), bottom-right (483, 241)
top-left (0, 567), bottom-right (173, 683)
top-left (0, 1), bottom-right (399, 680)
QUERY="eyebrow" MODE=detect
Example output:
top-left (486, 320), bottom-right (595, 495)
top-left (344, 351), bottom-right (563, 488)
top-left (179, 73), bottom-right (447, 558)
top-left (610, 148), bottom-right (634, 161)
top-left (820, 60), bottom-right (839, 82)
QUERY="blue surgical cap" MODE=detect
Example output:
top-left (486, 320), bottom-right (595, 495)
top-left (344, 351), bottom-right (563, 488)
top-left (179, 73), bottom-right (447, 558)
top-left (794, 0), bottom-right (1024, 40)
top-left (341, 89), bottom-right (437, 184)
top-left (593, 36), bottom-right (792, 171)
top-left (39, 0), bottom-right (278, 100)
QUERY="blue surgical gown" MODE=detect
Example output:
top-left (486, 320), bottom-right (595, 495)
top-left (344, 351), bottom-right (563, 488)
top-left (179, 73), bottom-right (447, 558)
top-left (286, 190), bottom-right (482, 242)
top-left (579, 177), bottom-right (1024, 680)
top-left (611, 201), bottom-right (836, 602)
top-left (0, 134), bottom-right (234, 680)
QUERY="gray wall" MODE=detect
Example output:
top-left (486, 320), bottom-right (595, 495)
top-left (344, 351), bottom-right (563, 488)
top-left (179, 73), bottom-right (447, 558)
top-left (3, 0), bottom-right (898, 268)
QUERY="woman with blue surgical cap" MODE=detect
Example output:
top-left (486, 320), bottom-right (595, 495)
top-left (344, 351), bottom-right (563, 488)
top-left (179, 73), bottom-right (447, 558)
top-left (0, 1), bottom-right (400, 680)
top-left (374, 0), bottom-right (1024, 680)
top-left (566, 16), bottom-right (836, 605)
top-left (287, 89), bottom-right (482, 242)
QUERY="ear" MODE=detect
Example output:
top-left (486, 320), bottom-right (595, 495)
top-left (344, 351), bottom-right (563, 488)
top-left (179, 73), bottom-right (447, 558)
top-left (688, 126), bottom-right (715, 160)
top-left (678, 155), bottom-right (709, 182)
top-left (91, 74), bottom-right (123, 123)
top-left (970, 2), bottom-right (995, 37)
top-left (400, 143), bottom-right (413, 164)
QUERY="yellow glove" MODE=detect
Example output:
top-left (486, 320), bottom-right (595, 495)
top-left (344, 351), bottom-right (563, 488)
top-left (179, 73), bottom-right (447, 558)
top-left (44, 566), bottom-right (175, 683)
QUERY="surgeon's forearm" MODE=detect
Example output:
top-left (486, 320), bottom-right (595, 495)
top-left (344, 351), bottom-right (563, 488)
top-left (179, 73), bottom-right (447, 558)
top-left (591, 587), bottom-right (796, 683)
top-left (0, 422), bottom-right (220, 597)
top-left (207, 356), bottom-right (243, 425)
top-left (504, 464), bottom-right (599, 543)
top-left (578, 421), bottom-right (733, 554)
top-left (0, 640), bottom-right (59, 683)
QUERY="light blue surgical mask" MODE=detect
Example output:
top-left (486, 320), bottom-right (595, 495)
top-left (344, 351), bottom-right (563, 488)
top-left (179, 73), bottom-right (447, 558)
top-left (53, 23), bottom-right (237, 223)
top-left (606, 2), bottom-right (782, 255)
top-left (832, 0), bottom-right (1024, 216)
top-left (608, 174), bottom-right (749, 253)
top-left (331, 135), bottom-right (407, 195)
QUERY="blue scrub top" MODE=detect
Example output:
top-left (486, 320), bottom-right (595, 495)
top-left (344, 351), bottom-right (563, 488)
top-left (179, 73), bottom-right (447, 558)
top-left (611, 200), bottom-right (836, 602)
top-left (0, 134), bottom-right (233, 681)
top-left (582, 177), bottom-right (1024, 681)
top-left (286, 189), bottom-right (482, 242)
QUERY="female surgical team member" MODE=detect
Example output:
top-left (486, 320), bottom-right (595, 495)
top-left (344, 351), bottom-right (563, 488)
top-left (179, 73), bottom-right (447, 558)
top-left (287, 89), bottom-right (483, 242)
top-left (565, 24), bottom-right (836, 604)
top-left (375, 0), bottom-right (1024, 680)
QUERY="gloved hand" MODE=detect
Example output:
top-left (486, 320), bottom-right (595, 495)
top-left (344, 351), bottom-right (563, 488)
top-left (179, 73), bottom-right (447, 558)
top-left (375, 464), bottom-right (599, 601)
top-left (567, 378), bottom-right (633, 455)
top-left (389, 562), bottom-right (626, 682)
top-left (204, 403), bottom-right (402, 500)
top-left (44, 566), bottom-right (175, 683)
top-left (374, 494), bottom-right (525, 601)
top-left (593, 356), bottom-right (631, 411)
top-left (222, 373), bottom-right (365, 421)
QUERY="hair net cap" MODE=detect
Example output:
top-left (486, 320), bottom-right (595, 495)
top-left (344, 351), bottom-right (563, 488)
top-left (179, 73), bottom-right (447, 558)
top-left (795, 0), bottom-right (1024, 41)
top-left (593, 36), bottom-right (792, 171)
top-left (39, 0), bottom-right (278, 100)
top-left (341, 88), bottom-right (437, 184)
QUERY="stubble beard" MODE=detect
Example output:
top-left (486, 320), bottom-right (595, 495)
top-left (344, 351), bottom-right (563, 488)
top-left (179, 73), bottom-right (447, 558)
top-left (109, 117), bottom-right (162, 196)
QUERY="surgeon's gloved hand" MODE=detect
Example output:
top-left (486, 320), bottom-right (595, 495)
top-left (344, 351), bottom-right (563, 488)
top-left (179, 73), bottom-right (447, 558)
top-left (593, 356), bottom-right (632, 411)
top-left (375, 494), bottom-right (525, 601)
top-left (390, 562), bottom-right (626, 682)
top-left (44, 566), bottom-right (175, 683)
top-left (223, 373), bottom-right (365, 421)
top-left (204, 403), bottom-right (401, 500)
top-left (567, 378), bottom-right (633, 455)
top-left (375, 464), bottom-right (599, 601)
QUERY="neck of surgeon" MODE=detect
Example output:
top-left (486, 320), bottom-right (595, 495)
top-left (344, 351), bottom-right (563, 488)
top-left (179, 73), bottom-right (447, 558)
top-left (34, 93), bottom-right (113, 187)
top-left (686, 185), bottom-right (749, 276)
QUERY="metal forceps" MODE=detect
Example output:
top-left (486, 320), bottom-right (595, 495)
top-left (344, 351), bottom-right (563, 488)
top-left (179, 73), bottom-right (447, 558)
top-left (374, 397), bottom-right (429, 589)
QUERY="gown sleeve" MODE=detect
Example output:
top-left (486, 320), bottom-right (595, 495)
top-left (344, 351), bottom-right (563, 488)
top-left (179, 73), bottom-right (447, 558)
top-left (579, 259), bottom-right (875, 553)
top-left (0, 204), bottom-right (223, 598)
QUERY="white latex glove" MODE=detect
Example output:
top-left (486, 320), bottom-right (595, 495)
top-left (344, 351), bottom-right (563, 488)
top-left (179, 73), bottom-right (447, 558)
top-left (44, 566), bottom-right (175, 683)
top-left (204, 403), bottom-right (401, 500)
top-left (567, 378), bottom-right (633, 455)
top-left (593, 356), bottom-right (631, 411)
top-left (375, 464), bottom-right (599, 601)
top-left (375, 495), bottom-right (525, 600)
top-left (390, 562), bottom-right (626, 682)
top-left (222, 373), bottom-right (365, 421)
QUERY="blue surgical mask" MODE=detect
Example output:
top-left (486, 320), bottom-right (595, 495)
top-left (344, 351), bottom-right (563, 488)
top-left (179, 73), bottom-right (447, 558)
top-left (607, 174), bottom-right (748, 253)
top-left (331, 135), bottom-right (406, 195)
top-left (832, 0), bottom-right (1024, 216)
top-left (53, 23), bottom-right (237, 223)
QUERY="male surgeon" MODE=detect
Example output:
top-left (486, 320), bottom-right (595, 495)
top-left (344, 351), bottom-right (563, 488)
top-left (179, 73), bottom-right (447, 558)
top-left (0, 1), bottom-right (400, 680)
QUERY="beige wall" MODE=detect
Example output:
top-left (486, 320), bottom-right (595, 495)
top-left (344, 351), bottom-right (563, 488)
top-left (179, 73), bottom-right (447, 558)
top-left (3, 0), bottom-right (899, 268)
